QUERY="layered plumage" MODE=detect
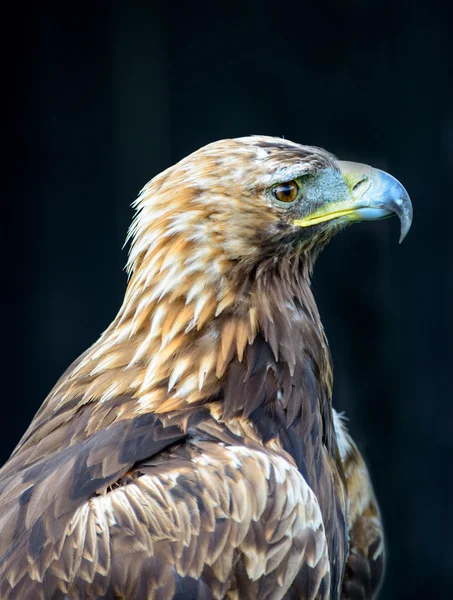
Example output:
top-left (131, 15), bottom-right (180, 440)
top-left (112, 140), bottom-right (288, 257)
top-left (0, 136), bottom-right (410, 599)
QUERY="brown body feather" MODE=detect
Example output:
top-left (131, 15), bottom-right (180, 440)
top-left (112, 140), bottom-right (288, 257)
top-left (0, 136), bottom-right (389, 599)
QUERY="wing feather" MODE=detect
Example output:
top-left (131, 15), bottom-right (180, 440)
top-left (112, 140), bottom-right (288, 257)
top-left (333, 410), bottom-right (385, 600)
top-left (0, 438), bottom-right (331, 600)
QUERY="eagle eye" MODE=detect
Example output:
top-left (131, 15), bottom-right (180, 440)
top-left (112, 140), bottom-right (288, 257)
top-left (271, 180), bottom-right (300, 204)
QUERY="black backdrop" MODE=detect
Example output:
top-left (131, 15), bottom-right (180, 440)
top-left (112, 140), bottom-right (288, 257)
top-left (2, 2), bottom-right (452, 598)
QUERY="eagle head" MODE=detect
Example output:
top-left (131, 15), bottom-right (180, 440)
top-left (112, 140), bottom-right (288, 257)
top-left (127, 136), bottom-right (412, 285)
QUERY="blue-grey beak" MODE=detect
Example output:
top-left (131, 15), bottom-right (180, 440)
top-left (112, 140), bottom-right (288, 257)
top-left (337, 161), bottom-right (413, 243)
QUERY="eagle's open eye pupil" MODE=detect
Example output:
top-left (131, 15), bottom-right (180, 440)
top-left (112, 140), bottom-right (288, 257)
top-left (272, 181), bottom-right (299, 203)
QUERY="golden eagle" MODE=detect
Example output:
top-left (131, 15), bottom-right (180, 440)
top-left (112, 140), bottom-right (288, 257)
top-left (0, 137), bottom-right (412, 599)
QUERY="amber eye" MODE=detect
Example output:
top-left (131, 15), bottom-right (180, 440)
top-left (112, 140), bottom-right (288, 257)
top-left (272, 180), bottom-right (299, 204)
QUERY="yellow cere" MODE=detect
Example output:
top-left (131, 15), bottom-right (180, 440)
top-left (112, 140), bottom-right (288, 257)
top-left (293, 204), bottom-right (361, 228)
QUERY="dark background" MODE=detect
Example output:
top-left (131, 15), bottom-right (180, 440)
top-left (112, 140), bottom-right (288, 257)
top-left (2, 1), bottom-right (452, 598)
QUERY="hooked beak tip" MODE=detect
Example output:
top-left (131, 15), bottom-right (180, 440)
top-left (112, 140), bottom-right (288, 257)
top-left (338, 162), bottom-right (413, 243)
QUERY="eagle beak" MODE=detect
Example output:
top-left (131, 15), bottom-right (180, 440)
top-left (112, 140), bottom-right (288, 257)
top-left (294, 162), bottom-right (413, 243)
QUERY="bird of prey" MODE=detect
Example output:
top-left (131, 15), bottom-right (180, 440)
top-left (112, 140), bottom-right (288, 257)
top-left (0, 136), bottom-right (412, 600)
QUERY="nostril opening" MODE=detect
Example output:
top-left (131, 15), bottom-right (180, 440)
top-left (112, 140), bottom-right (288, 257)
top-left (352, 176), bottom-right (368, 190)
top-left (352, 176), bottom-right (370, 195)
